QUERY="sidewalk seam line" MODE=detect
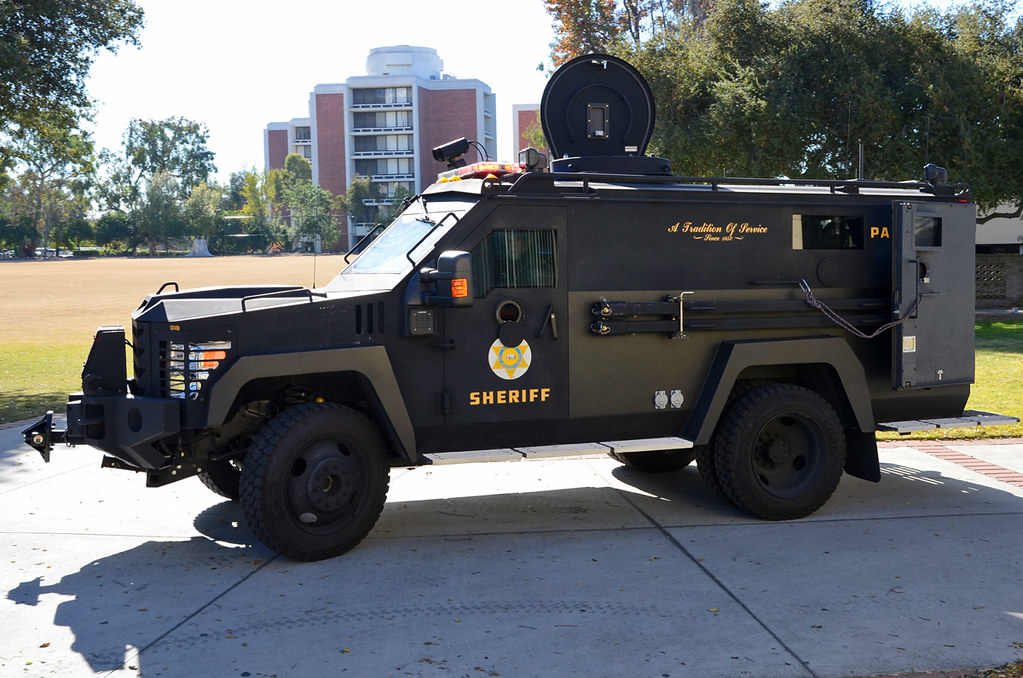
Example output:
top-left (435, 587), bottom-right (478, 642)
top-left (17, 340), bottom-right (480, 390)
top-left (109, 554), bottom-right (280, 675)
top-left (615, 488), bottom-right (819, 678)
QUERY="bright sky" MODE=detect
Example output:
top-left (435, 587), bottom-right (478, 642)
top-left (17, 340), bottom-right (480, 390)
top-left (85, 0), bottom-right (556, 183)
top-left (84, 1), bottom-right (973, 185)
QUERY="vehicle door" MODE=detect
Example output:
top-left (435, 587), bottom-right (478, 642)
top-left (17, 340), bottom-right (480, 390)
top-left (892, 201), bottom-right (976, 388)
top-left (440, 205), bottom-right (568, 425)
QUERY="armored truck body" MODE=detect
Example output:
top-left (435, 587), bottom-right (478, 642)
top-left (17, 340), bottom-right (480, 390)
top-left (23, 55), bottom-right (1014, 560)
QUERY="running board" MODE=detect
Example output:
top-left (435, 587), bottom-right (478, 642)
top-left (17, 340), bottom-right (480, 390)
top-left (877, 410), bottom-right (1019, 434)
top-left (420, 436), bottom-right (693, 466)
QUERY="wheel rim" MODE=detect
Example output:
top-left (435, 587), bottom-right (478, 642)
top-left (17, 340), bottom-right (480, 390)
top-left (285, 436), bottom-right (367, 532)
top-left (750, 412), bottom-right (828, 499)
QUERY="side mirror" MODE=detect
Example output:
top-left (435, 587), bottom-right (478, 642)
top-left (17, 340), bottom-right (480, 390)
top-left (421, 251), bottom-right (473, 307)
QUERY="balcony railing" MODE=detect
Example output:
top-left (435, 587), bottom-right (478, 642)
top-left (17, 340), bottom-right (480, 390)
top-left (351, 126), bottom-right (414, 134)
top-left (352, 149), bottom-right (414, 158)
top-left (350, 102), bottom-right (413, 110)
top-left (368, 173), bottom-right (415, 182)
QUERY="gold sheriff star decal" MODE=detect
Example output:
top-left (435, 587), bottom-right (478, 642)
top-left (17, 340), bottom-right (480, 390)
top-left (489, 339), bottom-right (532, 380)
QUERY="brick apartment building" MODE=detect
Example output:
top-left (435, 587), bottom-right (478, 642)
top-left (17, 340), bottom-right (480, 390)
top-left (264, 45), bottom-right (496, 248)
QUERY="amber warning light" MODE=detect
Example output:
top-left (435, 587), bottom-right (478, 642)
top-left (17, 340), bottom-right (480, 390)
top-left (451, 278), bottom-right (469, 298)
top-left (437, 162), bottom-right (523, 182)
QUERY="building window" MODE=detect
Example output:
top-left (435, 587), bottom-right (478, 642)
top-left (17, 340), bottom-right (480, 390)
top-left (792, 214), bottom-right (864, 250)
top-left (471, 230), bottom-right (557, 297)
top-left (294, 126), bottom-right (311, 141)
top-left (353, 111), bottom-right (412, 130)
top-left (353, 134), bottom-right (412, 152)
top-left (352, 87), bottom-right (411, 105)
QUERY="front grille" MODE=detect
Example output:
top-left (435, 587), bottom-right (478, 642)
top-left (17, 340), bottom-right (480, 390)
top-left (158, 340), bottom-right (232, 399)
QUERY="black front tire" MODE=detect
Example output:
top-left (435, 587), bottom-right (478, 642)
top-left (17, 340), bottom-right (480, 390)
top-left (713, 384), bottom-right (845, 520)
top-left (240, 403), bottom-right (389, 561)
top-left (197, 459), bottom-right (242, 500)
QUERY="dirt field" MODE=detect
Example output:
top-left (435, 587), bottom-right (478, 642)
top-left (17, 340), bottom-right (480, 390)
top-left (0, 254), bottom-right (345, 346)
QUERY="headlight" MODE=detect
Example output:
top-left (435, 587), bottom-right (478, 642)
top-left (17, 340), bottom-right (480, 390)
top-left (165, 340), bottom-right (232, 399)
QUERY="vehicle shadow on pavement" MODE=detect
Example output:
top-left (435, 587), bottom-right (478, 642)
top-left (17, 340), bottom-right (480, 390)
top-left (7, 456), bottom-right (1023, 676)
top-left (5, 501), bottom-right (274, 673)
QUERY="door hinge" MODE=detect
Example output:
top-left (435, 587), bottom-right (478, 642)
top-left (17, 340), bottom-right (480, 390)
top-left (436, 391), bottom-right (451, 415)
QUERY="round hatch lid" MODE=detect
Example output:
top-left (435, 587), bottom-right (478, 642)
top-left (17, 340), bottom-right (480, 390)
top-left (540, 54), bottom-right (656, 160)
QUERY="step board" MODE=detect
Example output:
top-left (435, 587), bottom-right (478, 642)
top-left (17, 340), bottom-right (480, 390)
top-left (421, 436), bottom-right (693, 466)
top-left (877, 410), bottom-right (1019, 434)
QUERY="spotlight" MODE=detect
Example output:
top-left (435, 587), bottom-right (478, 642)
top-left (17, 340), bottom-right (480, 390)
top-left (432, 137), bottom-right (471, 168)
top-left (518, 147), bottom-right (548, 171)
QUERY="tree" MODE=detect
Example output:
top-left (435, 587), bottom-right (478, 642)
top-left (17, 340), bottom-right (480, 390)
top-left (0, 213), bottom-right (37, 255)
top-left (5, 119), bottom-right (95, 253)
top-left (94, 210), bottom-right (131, 251)
top-left (239, 169), bottom-right (283, 247)
top-left (185, 181), bottom-right (223, 237)
top-left (587, 0), bottom-right (1023, 211)
top-left (51, 213), bottom-right (92, 252)
top-left (337, 175), bottom-right (381, 227)
top-left (284, 153), bottom-right (312, 184)
top-left (0, 0), bottom-right (143, 167)
top-left (103, 117), bottom-right (217, 207)
top-left (544, 0), bottom-right (710, 65)
top-left (545, 0), bottom-right (621, 65)
top-left (138, 170), bottom-right (184, 255)
top-left (284, 180), bottom-right (338, 248)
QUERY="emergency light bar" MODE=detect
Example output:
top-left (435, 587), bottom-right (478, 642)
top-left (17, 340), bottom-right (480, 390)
top-left (437, 162), bottom-right (524, 182)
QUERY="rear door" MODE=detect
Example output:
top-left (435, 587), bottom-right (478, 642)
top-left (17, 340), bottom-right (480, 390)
top-left (893, 201), bottom-right (976, 388)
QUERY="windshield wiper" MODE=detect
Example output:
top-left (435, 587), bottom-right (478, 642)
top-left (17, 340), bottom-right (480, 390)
top-left (419, 197), bottom-right (434, 225)
top-left (404, 211), bottom-right (460, 267)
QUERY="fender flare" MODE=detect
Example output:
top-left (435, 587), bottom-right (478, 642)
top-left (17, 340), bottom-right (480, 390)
top-left (204, 346), bottom-right (416, 459)
top-left (681, 336), bottom-right (875, 446)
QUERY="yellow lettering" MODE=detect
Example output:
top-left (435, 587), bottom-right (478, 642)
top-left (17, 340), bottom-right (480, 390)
top-left (468, 387), bottom-right (554, 406)
top-left (870, 226), bottom-right (879, 238)
top-left (881, 227), bottom-right (890, 238)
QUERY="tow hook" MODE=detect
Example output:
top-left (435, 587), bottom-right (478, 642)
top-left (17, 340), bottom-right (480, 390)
top-left (22, 412), bottom-right (63, 463)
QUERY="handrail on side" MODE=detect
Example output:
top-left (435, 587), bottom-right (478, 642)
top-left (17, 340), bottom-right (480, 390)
top-left (240, 287), bottom-right (325, 312)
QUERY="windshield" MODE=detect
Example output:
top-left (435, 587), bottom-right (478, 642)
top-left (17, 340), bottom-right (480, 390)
top-left (324, 194), bottom-right (475, 291)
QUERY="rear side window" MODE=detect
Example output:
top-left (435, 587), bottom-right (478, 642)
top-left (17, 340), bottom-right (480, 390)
top-left (913, 214), bottom-right (942, 248)
top-left (471, 229), bottom-right (557, 297)
top-left (792, 214), bottom-right (864, 250)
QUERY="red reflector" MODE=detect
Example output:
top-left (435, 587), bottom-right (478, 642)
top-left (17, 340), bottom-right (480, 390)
top-left (451, 278), bottom-right (469, 298)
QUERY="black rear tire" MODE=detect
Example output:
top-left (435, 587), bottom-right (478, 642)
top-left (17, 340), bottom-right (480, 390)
top-left (714, 384), bottom-right (845, 520)
top-left (608, 448), bottom-right (696, 473)
top-left (240, 403), bottom-right (389, 561)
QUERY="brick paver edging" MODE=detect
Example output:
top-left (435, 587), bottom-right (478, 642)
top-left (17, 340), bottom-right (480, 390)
top-left (879, 438), bottom-right (1023, 489)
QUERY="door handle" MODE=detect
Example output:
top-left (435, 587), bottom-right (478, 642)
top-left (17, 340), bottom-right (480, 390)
top-left (538, 305), bottom-right (558, 340)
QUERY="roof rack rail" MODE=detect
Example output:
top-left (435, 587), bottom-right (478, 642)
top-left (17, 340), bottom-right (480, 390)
top-left (505, 171), bottom-right (966, 199)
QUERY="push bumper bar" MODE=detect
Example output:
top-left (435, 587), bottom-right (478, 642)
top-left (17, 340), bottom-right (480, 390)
top-left (21, 326), bottom-right (181, 470)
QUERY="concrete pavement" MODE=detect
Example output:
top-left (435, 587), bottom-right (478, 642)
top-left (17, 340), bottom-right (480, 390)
top-left (2, 422), bottom-right (1023, 678)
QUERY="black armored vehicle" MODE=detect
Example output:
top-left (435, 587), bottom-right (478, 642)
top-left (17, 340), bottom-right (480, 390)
top-left (24, 55), bottom-right (1016, 560)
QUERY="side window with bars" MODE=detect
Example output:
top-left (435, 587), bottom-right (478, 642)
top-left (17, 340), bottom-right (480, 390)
top-left (471, 229), bottom-right (557, 298)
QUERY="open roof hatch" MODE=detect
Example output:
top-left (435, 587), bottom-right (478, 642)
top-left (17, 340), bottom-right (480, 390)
top-left (540, 54), bottom-right (670, 175)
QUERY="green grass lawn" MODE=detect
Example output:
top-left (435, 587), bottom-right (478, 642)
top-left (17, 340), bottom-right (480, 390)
top-left (2, 321), bottom-right (1022, 438)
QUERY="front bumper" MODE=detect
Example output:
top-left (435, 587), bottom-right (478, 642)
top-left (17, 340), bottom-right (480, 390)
top-left (23, 393), bottom-right (180, 470)
top-left (21, 326), bottom-right (181, 470)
